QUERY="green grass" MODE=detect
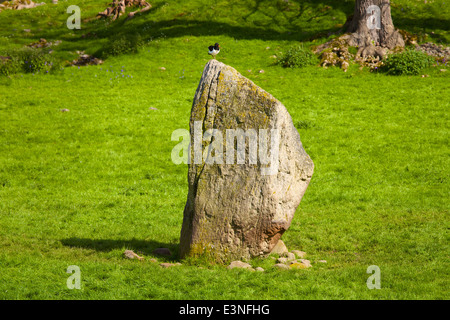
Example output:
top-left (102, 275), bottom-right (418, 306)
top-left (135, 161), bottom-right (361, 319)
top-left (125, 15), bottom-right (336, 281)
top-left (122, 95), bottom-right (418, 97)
top-left (0, 0), bottom-right (449, 299)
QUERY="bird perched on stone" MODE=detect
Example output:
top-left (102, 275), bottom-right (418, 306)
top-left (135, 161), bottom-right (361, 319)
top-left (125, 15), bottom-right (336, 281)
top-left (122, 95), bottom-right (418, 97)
top-left (208, 43), bottom-right (220, 59)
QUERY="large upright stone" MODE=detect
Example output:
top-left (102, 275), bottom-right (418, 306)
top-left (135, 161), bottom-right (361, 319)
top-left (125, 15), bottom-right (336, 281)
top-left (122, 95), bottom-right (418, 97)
top-left (179, 60), bottom-right (314, 263)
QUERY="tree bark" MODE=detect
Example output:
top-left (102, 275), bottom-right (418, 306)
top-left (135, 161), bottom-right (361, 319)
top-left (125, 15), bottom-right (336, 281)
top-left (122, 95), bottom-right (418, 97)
top-left (347, 0), bottom-right (404, 57)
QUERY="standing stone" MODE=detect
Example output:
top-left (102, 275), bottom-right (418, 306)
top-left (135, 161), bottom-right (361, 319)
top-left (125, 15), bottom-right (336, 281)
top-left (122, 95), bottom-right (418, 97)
top-left (179, 60), bottom-right (314, 263)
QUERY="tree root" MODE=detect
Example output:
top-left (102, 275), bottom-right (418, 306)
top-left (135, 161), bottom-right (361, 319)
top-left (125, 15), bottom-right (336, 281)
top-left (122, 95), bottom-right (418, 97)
top-left (97, 0), bottom-right (151, 21)
top-left (0, 0), bottom-right (45, 12)
top-left (313, 34), bottom-right (392, 72)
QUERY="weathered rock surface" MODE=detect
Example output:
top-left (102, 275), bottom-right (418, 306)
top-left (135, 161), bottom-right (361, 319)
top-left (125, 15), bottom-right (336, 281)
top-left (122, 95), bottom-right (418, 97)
top-left (270, 239), bottom-right (289, 256)
top-left (179, 59), bottom-right (314, 263)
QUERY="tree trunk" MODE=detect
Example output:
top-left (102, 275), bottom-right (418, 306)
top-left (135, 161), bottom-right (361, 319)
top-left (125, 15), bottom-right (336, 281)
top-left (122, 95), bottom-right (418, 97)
top-left (347, 0), bottom-right (404, 57)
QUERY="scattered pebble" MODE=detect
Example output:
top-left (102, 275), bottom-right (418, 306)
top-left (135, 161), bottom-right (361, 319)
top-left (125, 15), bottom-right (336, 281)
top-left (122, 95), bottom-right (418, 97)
top-left (288, 259), bottom-right (312, 269)
top-left (290, 262), bottom-right (308, 269)
top-left (227, 260), bottom-right (253, 270)
top-left (273, 263), bottom-right (290, 270)
top-left (277, 257), bottom-right (288, 264)
top-left (123, 250), bottom-right (143, 260)
top-left (299, 259), bottom-right (312, 268)
top-left (291, 250), bottom-right (307, 259)
top-left (283, 252), bottom-right (296, 261)
top-left (417, 42), bottom-right (450, 58)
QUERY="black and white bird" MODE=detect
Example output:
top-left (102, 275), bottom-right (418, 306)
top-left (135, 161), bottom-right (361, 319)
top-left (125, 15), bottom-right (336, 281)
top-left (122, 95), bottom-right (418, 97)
top-left (208, 43), bottom-right (220, 59)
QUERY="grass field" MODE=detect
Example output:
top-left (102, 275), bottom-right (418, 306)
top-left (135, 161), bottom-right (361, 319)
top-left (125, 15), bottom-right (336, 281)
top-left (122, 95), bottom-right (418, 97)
top-left (0, 0), bottom-right (449, 299)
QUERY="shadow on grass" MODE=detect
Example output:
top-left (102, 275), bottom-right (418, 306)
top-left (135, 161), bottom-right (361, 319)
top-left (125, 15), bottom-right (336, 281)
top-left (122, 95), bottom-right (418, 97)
top-left (393, 17), bottom-right (450, 43)
top-left (61, 237), bottom-right (180, 261)
top-left (0, 0), bottom-right (353, 58)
